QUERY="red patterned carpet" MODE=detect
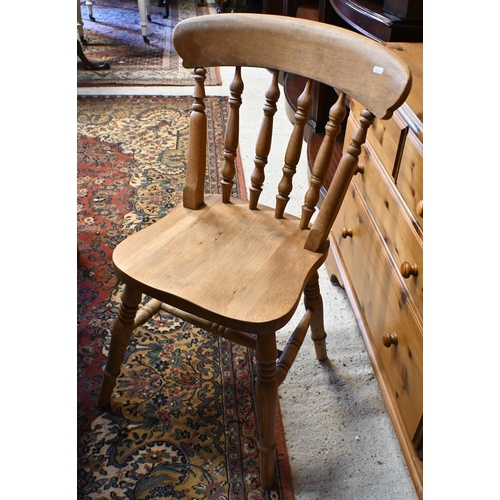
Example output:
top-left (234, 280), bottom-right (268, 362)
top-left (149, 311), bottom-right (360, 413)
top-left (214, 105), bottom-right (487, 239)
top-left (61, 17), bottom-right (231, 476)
top-left (77, 95), bottom-right (295, 499)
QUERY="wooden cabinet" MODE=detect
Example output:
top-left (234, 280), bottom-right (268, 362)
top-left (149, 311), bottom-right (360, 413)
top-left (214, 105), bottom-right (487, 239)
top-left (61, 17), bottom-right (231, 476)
top-left (279, 0), bottom-right (423, 490)
top-left (325, 42), bottom-right (423, 498)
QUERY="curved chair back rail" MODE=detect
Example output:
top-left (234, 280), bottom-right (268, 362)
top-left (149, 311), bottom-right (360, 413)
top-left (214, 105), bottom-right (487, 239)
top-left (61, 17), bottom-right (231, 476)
top-left (173, 14), bottom-right (412, 119)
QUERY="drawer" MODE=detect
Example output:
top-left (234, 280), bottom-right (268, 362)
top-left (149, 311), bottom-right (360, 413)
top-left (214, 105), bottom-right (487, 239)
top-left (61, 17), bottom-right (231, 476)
top-left (396, 130), bottom-right (424, 230)
top-left (332, 183), bottom-right (423, 441)
top-left (350, 99), bottom-right (407, 177)
top-left (345, 116), bottom-right (423, 318)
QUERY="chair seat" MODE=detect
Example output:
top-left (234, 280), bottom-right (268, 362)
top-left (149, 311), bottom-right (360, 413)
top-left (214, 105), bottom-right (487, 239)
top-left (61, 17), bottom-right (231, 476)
top-left (97, 16), bottom-right (413, 491)
top-left (113, 194), bottom-right (327, 333)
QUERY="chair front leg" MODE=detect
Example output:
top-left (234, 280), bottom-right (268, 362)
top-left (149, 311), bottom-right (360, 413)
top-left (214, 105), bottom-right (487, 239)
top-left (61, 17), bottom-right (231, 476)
top-left (304, 271), bottom-right (328, 361)
top-left (255, 331), bottom-right (278, 489)
top-left (98, 284), bottom-right (142, 407)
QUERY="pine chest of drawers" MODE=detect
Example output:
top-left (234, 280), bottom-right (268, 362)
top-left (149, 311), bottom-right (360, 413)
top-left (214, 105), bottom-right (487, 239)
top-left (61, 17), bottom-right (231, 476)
top-left (325, 43), bottom-right (423, 498)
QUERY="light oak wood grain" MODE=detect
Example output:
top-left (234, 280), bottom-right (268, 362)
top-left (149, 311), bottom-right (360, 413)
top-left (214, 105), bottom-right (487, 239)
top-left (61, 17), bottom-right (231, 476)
top-left (98, 14), bottom-right (412, 490)
top-left (325, 44), bottom-right (422, 498)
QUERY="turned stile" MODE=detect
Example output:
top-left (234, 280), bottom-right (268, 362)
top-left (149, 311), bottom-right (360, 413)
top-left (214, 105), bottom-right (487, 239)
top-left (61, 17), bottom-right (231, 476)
top-left (275, 79), bottom-right (313, 218)
top-left (300, 93), bottom-right (347, 229)
top-left (305, 108), bottom-right (376, 252)
top-left (249, 70), bottom-right (280, 209)
top-left (98, 285), bottom-right (143, 407)
top-left (183, 68), bottom-right (207, 210)
top-left (222, 67), bottom-right (244, 203)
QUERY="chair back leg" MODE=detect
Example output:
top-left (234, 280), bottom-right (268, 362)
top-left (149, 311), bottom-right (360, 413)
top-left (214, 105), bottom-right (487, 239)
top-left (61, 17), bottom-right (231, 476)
top-left (304, 271), bottom-right (328, 361)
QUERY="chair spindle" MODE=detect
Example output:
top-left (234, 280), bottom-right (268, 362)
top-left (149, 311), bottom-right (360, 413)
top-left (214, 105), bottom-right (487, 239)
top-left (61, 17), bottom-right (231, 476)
top-left (300, 92), bottom-right (346, 229)
top-left (249, 70), bottom-right (280, 209)
top-left (221, 66), bottom-right (244, 203)
top-left (275, 79), bottom-right (313, 218)
top-left (183, 67), bottom-right (207, 210)
top-left (159, 302), bottom-right (260, 351)
top-left (305, 108), bottom-right (375, 252)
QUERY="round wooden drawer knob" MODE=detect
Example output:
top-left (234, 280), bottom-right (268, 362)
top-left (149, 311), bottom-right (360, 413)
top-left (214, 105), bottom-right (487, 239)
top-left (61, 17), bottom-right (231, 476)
top-left (382, 332), bottom-right (398, 348)
top-left (355, 163), bottom-right (365, 175)
top-left (341, 227), bottom-right (353, 238)
top-left (400, 261), bottom-right (418, 278)
top-left (416, 200), bottom-right (423, 218)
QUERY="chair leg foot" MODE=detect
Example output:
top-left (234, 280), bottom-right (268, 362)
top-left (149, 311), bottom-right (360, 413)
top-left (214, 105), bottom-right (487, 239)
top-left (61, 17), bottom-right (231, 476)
top-left (255, 332), bottom-right (278, 489)
top-left (97, 285), bottom-right (142, 407)
top-left (305, 271), bottom-right (328, 361)
top-left (97, 368), bottom-right (118, 407)
top-left (258, 442), bottom-right (277, 489)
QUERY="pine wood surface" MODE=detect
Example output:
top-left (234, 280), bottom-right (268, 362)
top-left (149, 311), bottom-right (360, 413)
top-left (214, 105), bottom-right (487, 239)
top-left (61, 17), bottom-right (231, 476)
top-left (113, 194), bottom-right (327, 333)
top-left (173, 14), bottom-right (411, 119)
top-left (326, 193), bottom-right (424, 499)
top-left (345, 117), bottom-right (423, 316)
top-left (384, 43), bottom-right (423, 122)
top-left (331, 184), bottom-right (423, 437)
top-left (307, 131), bottom-right (344, 193)
top-left (350, 98), bottom-right (406, 177)
top-left (325, 42), bottom-right (423, 498)
top-left (98, 13), bottom-right (412, 491)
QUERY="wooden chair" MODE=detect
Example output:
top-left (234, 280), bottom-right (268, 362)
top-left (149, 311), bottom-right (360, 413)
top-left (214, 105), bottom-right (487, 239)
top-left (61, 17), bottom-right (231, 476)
top-left (97, 14), bottom-right (411, 489)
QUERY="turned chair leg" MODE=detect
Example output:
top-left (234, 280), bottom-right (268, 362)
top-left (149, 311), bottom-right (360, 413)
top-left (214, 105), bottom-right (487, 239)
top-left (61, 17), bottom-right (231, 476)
top-left (255, 332), bottom-right (278, 489)
top-left (304, 271), bottom-right (328, 361)
top-left (98, 285), bottom-right (142, 407)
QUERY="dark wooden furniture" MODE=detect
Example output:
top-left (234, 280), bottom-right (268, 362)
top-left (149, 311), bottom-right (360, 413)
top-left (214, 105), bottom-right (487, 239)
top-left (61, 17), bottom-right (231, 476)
top-left (96, 13), bottom-right (411, 490)
top-left (282, 0), bottom-right (422, 42)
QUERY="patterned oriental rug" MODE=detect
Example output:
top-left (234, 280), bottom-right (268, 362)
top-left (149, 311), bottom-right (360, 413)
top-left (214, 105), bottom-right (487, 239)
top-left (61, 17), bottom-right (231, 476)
top-left (77, 0), bottom-right (222, 87)
top-left (77, 95), bottom-right (295, 499)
